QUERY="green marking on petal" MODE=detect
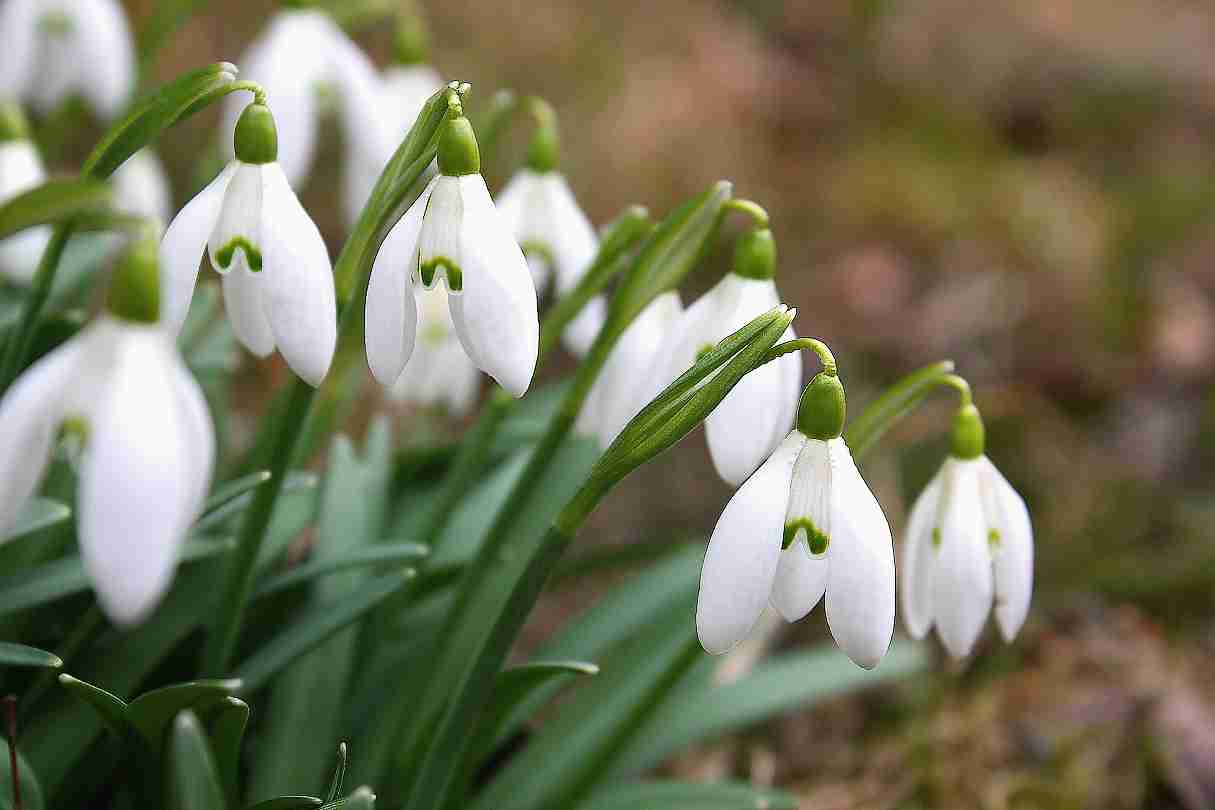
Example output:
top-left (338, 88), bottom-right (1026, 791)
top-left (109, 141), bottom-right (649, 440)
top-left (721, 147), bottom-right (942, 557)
top-left (38, 11), bottom-right (72, 36)
top-left (419, 257), bottom-right (463, 291)
top-left (520, 240), bottom-right (556, 268)
top-left (931, 527), bottom-right (942, 549)
top-left (59, 417), bottom-right (89, 444)
top-left (421, 322), bottom-right (448, 345)
top-left (783, 518), bottom-right (829, 555)
top-left (216, 237), bottom-right (263, 272)
top-left (988, 528), bottom-right (1001, 548)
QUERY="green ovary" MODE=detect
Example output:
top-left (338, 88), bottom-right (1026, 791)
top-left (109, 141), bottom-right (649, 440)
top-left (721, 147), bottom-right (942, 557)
top-left (216, 237), bottom-right (263, 272)
top-left (783, 518), bottom-right (829, 555)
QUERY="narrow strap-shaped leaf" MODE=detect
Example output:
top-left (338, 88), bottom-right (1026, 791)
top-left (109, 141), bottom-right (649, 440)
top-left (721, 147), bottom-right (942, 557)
top-left (325, 743), bottom-right (348, 803)
top-left (202, 472), bottom-right (272, 516)
top-left (0, 179), bottom-right (112, 240)
top-left (844, 360), bottom-right (958, 459)
top-left (195, 472), bottom-right (316, 533)
top-left (0, 499), bottom-right (70, 544)
top-left (253, 543), bottom-right (429, 600)
top-left (0, 643), bottom-right (62, 669)
top-left (573, 780), bottom-right (798, 810)
top-left (0, 739), bottom-right (46, 810)
top-left (197, 697), bottom-right (249, 805)
top-left (243, 799), bottom-right (322, 810)
top-left (478, 660), bottom-right (599, 750)
top-left (167, 710), bottom-right (228, 810)
top-left (56, 674), bottom-right (131, 738)
top-left (126, 679), bottom-right (242, 751)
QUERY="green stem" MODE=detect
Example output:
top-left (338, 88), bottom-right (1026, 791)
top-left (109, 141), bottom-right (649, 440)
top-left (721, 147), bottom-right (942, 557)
top-left (0, 226), bottom-right (73, 393)
top-left (843, 360), bottom-right (956, 459)
top-left (763, 336), bottom-right (836, 376)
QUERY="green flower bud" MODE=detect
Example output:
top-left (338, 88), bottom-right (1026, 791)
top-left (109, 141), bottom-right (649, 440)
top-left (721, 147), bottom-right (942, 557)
top-left (950, 403), bottom-right (985, 459)
top-left (234, 103), bottom-right (278, 165)
top-left (526, 99), bottom-right (559, 173)
top-left (796, 372), bottom-right (846, 440)
top-left (732, 227), bottom-right (776, 280)
top-left (0, 103), bottom-right (29, 142)
top-left (393, 17), bottom-right (430, 65)
top-left (437, 112), bottom-right (481, 176)
top-left (106, 233), bottom-right (161, 324)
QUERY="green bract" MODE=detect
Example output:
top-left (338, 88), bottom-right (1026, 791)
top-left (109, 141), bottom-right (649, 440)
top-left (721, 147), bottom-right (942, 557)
top-left (950, 402), bottom-right (986, 459)
top-left (234, 103), bottom-right (279, 164)
top-left (796, 372), bottom-right (846, 440)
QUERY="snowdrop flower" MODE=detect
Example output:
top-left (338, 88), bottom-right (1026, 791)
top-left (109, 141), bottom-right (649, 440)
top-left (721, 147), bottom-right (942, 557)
top-left (495, 102), bottom-right (604, 355)
top-left (697, 368), bottom-right (895, 669)
top-left (388, 285), bottom-right (480, 416)
top-left (159, 102), bottom-right (337, 387)
top-left (646, 228), bottom-right (801, 486)
top-left (112, 149), bottom-right (172, 224)
top-left (366, 101), bottom-right (539, 398)
top-left (0, 105), bottom-right (50, 285)
top-left (0, 236), bottom-right (214, 625)
top-left (576, 292), bottom-right (682, 448)
top-left (220, 2), bottom-right (387, 222)
top-left (0, 0), bottom-right (135, 121)
top-left (901, 402), bottom-right (1034, 658)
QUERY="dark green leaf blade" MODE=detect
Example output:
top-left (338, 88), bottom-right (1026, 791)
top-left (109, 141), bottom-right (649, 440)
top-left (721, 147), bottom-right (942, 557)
top-left (0, 642), bottom-right (61, 669)
top-left (480, 660), bottom-right (599, 749)
top-left (56, 674), bottom-right (131, 737)
top-left (0, 179), bottom-right (112, 240)
top-left (167, 710), bottom-right (227, 810)
top-left (0, 499), bottom-right (70, 544)
top-left (0, 739), bottom-right (45, 810)
top-left (574, 780), bottom-right (798, 810)
top-left (127, 679), bottom-right (242, 751)
top-left (243, 799), bottom-right (322, 810)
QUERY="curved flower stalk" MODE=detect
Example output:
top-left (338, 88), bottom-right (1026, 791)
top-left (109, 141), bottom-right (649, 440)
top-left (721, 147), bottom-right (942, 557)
top-left (575, 291), bottom-right (681, 448)
top-left (646, 227), bottom-right (801, 486)
top-left (494, 100), bottom-right (603, 355)
top-left (901, 391), bottom-right (1034, 658)
top-left (0, 106), bottom-right (51, 284)
top-left (160, 101), bottom-right (337, 387)
top-left (365, 97), bottom-right (539, 398)
top-left (0, 0), bottom-right (135, 121)
top-left (696, 355), bottom-right (896, 669)
top-left (112, 148), bottom-right (172, 224)
top-left (219, 3), bottom-right (388, 226)
top-left (0, 236), bottom-right (213, 625)
top-left (388, 285), bottom-right (480, 416)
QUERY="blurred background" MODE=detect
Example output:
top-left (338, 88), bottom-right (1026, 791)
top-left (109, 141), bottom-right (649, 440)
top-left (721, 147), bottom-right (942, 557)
top-left (47, 0), bottom-right (1215, 806)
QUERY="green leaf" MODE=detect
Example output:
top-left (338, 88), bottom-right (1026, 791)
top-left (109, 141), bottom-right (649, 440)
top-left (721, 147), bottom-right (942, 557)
top-left (253, 543), bottom-right (429, 600)
top-left (0, 643), bottom-right (62, 669)
top-left (235, 569), bottom-right (414, 693)
top-left (609, 641), bottom-right (930, 777)
top-left (197, 697), bottom-right (249, 805)
top-left (325, 742), bottom-right (348, 803)
top-left (202, 472), bottom-right (272, 517)
top-left (0, 179), bottom-right (113, 240)
top-left (243, 799), bottom-right (322, 810)
top-left (0, 499), bottom-right (70, 544)
top-left (574, 780), bottom-right (797, 810)
top-left (195, 472), bottom-right (316, 534)
top-left (56, 674), bottom-right (131, 738)
top-left (320, 786), bottom-right (375, 810)
top-left (0, 739), bottom-right (46, 810)
top-left (479, 660), bottom-right (599, 749)
top-left (844, 360), bottom-right (958, 459)
top-left (0, 537), bottom-right (234, 617)
top-left (126, 679), bottom-right (242, 751)
top-left (83, 62), bottom-right (238, 180)
top-left (167, 710), bottom-right (227, 810)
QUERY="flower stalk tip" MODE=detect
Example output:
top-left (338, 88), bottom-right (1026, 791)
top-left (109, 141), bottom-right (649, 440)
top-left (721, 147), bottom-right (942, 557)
top-left (950, 403), bottom-right (985, 459)
top-left (437, 107), bottom-right (480, 176)
top-left (732, 227), bottom-right (776, 280)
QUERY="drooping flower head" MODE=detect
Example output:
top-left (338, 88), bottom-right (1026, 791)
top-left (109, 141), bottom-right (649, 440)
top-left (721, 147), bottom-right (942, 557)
top-left (388, 285), bottom-right (480, 417)
top-left (0, 103), bottom-right (51, 285)
top-left (696, 360), bottom-right (896, 669)
top-left (160, 100), bottom-right (338, 387)
top-left (646, 227), bottom-right (802, 486)
top-left (901, 398), bottom-right (1034, 658)
top-left (366, 95), bottom-right (539, 398)
top-left (0, 234), bottom-right (215, 625)
top-left (112, 148), bottom-right (172, 225)
top-left (0, 0), bottom-right (135, 121)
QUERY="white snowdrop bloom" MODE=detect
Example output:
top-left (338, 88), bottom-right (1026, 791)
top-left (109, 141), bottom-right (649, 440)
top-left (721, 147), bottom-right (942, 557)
top-left (646, 229), bottom-right (801, 486)
top-left (576, 291), bottom-right (682, 448)
top-left (365, 108), bottom-right (539, 398)
top-left (0, 117), bottom-right (51, 285)
top-left (696, 372), bottom-right (895, 669)
top-left (901, 405), bottom-right (1033, 658)
top-left (382, 64), bottom-right (444, 136)
top-left (388, 285), bottom-right (479, 416)
top-left (0, 0), bottom-right (135, 121)
top-left (0, 240), bottom-right (214, 626)
top-left (159, 103), bottom-right (337, 387)
top-left (112, 149), bottom-right (172, 224)
top-left (220, 6), bottom-right (388, 211)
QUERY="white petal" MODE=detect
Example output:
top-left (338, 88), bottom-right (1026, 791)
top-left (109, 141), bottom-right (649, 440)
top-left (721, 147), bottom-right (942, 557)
top-left (208, 162), bottom-right (264, 273)
top-left (900, 465), bottom-right (946, 640)
top-left (824, 439), bottom-right (895, 669)
top-left (541, 173), bottom-right (598, 294)
top-left (0, 140), bottom-right (45, 200)
top-left (930, 458), bottom-right (994, 659)
top-left (222, 267), bottom-right (275, 357)
top-left (78, 329), bottom-right (194, 625)
top-left (170, 359), bottom-right (215, 524)
top-left (696, 432), bottom-right (804, 654)
top-left (112, 149), bottom-right (171, 223)
top-left (979, 456), bottom-right (1034, 642)
top-left (417, 175), bottom-right (466, 285)
top-left (769, 541), bottom-right (827, 623)
top-left (562, 294), bottom-right (606, 357)
top-left (258, 163), bottom-right (337, 386)
top-left (159, 163), bottom-right (236, 334)
top-left (446, 175), bottom-right (539, 397)
top-left (71, 0), bottom-right (136, 120)
top-left (0, 0), bottom-right (38, 103)
top-left (365, 181), bottom-right (433, 384)
top-left (0, 227), bottom-right (51, 285)
top-left (0, 336), bottom-right (80, 533)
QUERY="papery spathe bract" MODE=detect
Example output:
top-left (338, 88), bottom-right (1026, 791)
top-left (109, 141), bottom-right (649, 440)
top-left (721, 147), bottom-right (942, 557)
top-left (389, 285), bottom-right (480, 416)
top-left (0, 136), bottom-right (51, 284)
top-left (0, 0), bottom-right (135, 120)
top-left (696, 428), bottom-right (895, 669)
top-left (0, 317), bottom-right (214, 625)
top-left (901, 454), bottom-right (1034, 658)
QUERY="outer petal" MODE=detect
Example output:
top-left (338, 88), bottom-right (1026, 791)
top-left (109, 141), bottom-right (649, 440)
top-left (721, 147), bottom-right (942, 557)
top-left (0, 336), bottom-right (80, 533)
top-left (447, 175), bottom-right (539, 397)
top-left (930, 459), bottom-right (993, 659)
top-left (0, 0), bottom-right (38, 102)
top-left (824, 439), bottom-right (895, 669)
top-left (0, 141), bottom-right (50, 284)
top-left (900, 464), bottom-right (946, 639)
top-left (696, 431), bottom-right (805, 654)
top-left (382, 64), bottom-right (443, 135)
top-left (365, 182), bottom-right (432, 384)
top-left (222, 268), bottom-right (275, 357)
top-left (78, 329), bottom-right (193, 625)
top-left (72, 0), bottom-right (136, 120)
top-left (980, 457), bottom-right (1034, 642)
top-left (0, 227), bottom-right (51, 285)
top-left (543, 173), bottom-right (598, 294)
top-left (769, 541), bottom-right (828, 623)
top-left (112, 149), bottom-right (171, 223)
top-left (562, 294), bottom-right (607, 357)
top-left (159, 163), bottom-right (236, 334)
top-left (170, 359), bottom-right (215, 524)
top-left (258, 164), bottom-right (337, 386)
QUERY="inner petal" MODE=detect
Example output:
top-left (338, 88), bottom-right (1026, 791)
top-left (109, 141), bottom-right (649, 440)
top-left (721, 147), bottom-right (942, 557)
top-left (784, 437), bottom-right (833, 555)
top-left (207, 163), bottom-right (264, 274)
